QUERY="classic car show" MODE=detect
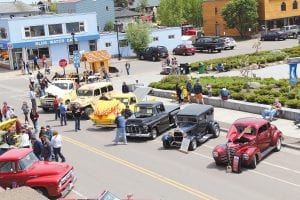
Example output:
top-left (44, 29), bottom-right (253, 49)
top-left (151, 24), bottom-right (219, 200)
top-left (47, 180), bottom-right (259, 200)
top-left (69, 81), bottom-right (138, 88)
top-left (1, 0), bottom-right (300, 199)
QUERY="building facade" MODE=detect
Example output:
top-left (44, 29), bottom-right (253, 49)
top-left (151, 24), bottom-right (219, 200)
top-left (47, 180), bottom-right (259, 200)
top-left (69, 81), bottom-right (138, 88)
top-left (0, 13), bottom-right (99, 69)
top-left (202, 0), bottom-right (300, 36)
top-left (56, 0), bottom-right (115, 31)
top-left (99, 27), bottom-right (182, 58)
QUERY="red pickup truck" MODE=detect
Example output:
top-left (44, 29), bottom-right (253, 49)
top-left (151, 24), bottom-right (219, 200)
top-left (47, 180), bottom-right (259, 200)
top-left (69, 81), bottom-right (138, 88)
top-left (0, 148), bottom-right (76, 198)
top-left (212, 118), bottom-right (283, 173)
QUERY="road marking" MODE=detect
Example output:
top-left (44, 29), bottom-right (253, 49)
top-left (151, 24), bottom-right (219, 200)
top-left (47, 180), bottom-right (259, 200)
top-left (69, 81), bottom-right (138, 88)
top-left (63, 136), bottom-right (218, 200)
top-left (72, 189), bottom-right (87, 199)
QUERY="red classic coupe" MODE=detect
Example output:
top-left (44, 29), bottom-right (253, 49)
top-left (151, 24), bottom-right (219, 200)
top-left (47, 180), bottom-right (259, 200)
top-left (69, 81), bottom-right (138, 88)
top-left (212, 118), bottom-right (283, 173)
top-left (172, 44), bottom-right (196, 55)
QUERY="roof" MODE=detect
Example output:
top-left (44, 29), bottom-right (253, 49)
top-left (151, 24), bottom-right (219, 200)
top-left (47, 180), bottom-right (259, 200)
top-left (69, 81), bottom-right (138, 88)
top-left (177, 104), bottom-right (213, 116)
top-left (115, 7), bottom-right (141, 18)
top-left (78, 82), bottom-right (113, 90)
top-left (0, 148), bottom-right (32, 162)
top-left (82, 50), bottom-right (110, 63)
top-left (233, 117), bottom-right (269, 129)
top-left (137, 101), bottom-right (162, 107)
top-left (0, 1), bottom-right (39, 14)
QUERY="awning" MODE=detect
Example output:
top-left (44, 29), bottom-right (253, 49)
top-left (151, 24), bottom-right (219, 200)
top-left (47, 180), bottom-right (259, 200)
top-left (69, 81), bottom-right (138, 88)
top-left (82, 50), bottom-right (111, 63)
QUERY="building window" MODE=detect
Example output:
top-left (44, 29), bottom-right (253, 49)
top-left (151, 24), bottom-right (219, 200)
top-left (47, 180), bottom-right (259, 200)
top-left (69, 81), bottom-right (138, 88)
top-left (89, 40), bottom-right (97, 51)
top-left (105, 42), bottom-right (111, 47)
top-left (69, 44), bottom-right (78, 55)
top-left (153, 36), bottom-right (159, 41)
top-left (168, 35), bottom-right (175, 39)
top-left (0, 28), bottom-right (7, 39)
top-left (215, 7), bottom-right (218, 15)
top-left (293, 0), bottom-right (298, 9)
top-left (48, 24), bottom-right (63, 35)
top-left (119, 39), bottom-right (128, 47)
top-left (66, 22), bottom-right (85, 33)
top-left (24, 25), bottom-right (45, 37)
top-left (281, 2), bottom-right (286, 11)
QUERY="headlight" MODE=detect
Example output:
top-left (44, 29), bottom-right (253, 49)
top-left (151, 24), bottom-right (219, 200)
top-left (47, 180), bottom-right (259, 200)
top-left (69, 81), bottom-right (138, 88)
top-left (212, 151), bottom-right (218, 157)
top-left (242, 154), bottom-right (249, 160)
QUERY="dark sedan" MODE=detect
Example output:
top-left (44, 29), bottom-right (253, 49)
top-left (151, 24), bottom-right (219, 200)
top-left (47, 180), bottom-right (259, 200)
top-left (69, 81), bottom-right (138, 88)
top-left (138, 46), bottom-right (169, 61)
top-left (261, 31), bottom-right (287, 41)
top-left (172, 44), bottom-right (196, 55)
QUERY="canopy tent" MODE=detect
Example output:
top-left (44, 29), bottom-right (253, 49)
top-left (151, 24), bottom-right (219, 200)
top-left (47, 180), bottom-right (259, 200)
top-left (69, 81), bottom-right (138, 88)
top-left (82, 50), bottom-right (110, 74)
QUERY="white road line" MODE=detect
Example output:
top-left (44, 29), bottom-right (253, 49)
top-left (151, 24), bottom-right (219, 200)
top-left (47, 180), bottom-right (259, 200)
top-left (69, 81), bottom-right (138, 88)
top-left (72, 189), bottom-right (87, 198)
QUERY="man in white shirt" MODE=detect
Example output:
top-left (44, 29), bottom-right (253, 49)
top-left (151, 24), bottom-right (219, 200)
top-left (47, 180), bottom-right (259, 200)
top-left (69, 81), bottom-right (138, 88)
top-left (29, 90), bottom-right (37, 110)
top-left (19, 131), bottom-right (30, 148)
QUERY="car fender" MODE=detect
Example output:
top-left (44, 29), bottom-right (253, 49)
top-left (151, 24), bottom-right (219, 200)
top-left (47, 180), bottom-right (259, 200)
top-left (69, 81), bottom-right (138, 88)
top-left (162, 134), bottom-right (173, 142)
top-left (271, 130), bottom-right (284, 146)
top-left (25, 176), bottom-right (59, 194)
top-left (212, 144), bottom-right (226, 160)
top-left (237, 146), bottom-right (261, 161)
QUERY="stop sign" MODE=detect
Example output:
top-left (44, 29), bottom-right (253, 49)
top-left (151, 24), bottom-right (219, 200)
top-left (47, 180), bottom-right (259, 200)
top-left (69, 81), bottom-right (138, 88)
top-left (59, 59), bottom-right (68, 68)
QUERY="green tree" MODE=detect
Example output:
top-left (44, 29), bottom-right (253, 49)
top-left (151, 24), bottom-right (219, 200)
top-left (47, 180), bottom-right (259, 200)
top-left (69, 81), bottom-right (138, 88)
top-left (157, 0), bottom-right (203, 27)
top-left (114, 0), bottom-right (128, 7)
top-left (125, 21), bottom-right (151, 53)
top-left (221, 0), bottom-right (258, 37)
top-left (49, 3), bottom-right (57, 13)
top-left (104, 21), bottom-right (114, 31)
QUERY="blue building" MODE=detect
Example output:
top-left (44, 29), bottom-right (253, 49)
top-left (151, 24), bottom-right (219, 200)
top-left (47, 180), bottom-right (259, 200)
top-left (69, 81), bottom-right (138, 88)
top-left (0, 12), bottom-right (99, 69)
top-left (57, 0), bottom-right (115, 32)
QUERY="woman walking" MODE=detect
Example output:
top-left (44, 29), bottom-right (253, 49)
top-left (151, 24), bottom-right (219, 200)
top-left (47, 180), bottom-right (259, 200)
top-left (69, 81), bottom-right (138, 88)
top-left (21, 101), bottom-right (30, 124)
top-left (51, 130), bottom-right (66, 162)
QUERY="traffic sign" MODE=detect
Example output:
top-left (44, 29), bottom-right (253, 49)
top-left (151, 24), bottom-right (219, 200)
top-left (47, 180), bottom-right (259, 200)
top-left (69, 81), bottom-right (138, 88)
top-left (59, 58), bottom-right (68, 68)
top-left (73, 50), bottom-right (80, 69)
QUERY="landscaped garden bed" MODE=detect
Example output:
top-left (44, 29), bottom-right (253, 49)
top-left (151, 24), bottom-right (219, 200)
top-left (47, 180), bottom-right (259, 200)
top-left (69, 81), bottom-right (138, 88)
top-left (149, 75), bottom-right (300, 109)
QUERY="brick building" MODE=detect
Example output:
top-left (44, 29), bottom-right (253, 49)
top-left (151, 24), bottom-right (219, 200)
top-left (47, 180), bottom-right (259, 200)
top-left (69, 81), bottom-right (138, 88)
top-left (202, 0), bottom-right (300, 36)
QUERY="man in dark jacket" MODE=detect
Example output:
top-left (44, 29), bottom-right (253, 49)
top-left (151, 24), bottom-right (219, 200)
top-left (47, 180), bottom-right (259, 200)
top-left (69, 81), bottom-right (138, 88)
top-left (41, 135), bottom-right (52, 161)
top-left (186, 80), bottom-right (193, 103)
top-left (122, 82), bottom-right (129, 93)
top-left (31, 137), bottom-right (43, 160)
top-left (193, 80), bottom-right (204, 104)
top-left (72, 103), bottom-right (81, 131)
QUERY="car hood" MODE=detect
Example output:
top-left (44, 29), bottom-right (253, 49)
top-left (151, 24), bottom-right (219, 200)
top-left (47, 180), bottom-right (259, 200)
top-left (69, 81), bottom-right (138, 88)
top-left (226, 126), bottom-right (256, 142)
top-left (126, 117), bottom-right (152, 125)
top-left (175, 123), bottom-right (197, 133)
top-left (28, 161), bottom-right (71, 177)
top-left (45, 85), bottom-right (68, 98)
top-left (72, 97), bottom-right (92, 107)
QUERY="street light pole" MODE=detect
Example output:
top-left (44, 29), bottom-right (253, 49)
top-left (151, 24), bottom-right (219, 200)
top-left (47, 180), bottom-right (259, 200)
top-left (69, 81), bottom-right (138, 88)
top-left (71, 32), bottom-right (78, 75)
top-left (115, 20), bottom-right (121, 60)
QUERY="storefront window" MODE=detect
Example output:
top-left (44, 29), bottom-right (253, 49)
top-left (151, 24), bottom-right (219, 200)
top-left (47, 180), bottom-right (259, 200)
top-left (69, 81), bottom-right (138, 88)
top-left (66, 22), bottom-right (85, 33)
top-left (27, 47), bottom-right (49, 59)
top-left (24, 25), bottom-right (45, 37)
top-left (48, 24), bottom-right (63, 35)
top-left (0, 28), bottom-right (7, 39)
top-left (89, 40), bottom-right (97, 51)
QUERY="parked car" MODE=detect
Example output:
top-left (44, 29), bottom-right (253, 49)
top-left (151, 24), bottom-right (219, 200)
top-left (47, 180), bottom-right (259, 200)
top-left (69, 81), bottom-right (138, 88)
top-left (0, 148), bottom-right (76, 198)
top-left (261, 31), bottom-right (287, 41)
top-left (138, 46), bottom-right (169, 61)
top-left (219, 37), bottom-right (237, 50)
top-left (162, 104), bottom-right (220, 151)
top-left (280, 25), bottom-right (300, 38)
top-left (212, 118), bottom-right (283, 173)
top-left (125, 101), bottom-right (180, 139)
top-left (172, 44), bottom-right (196, 55)
top-left (193, 36), bottom-right (224, 53)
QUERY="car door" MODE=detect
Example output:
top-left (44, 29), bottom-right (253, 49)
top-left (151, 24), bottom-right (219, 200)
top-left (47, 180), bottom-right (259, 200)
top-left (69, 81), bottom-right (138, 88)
top-left (257, 124), bottom-right (270, 151)
top-left (145, 48), bottom-right (153, 60)
top-left (0, 161), bottom-right (17, 188)
top-left (156, 104), bottom-right (169, 132)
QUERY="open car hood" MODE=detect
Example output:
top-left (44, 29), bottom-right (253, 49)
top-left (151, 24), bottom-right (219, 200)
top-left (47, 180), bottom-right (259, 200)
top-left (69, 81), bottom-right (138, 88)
top-left (45, 84), bottom-right (68, 98)
top-left (226, 126), bottom-right (256, 142)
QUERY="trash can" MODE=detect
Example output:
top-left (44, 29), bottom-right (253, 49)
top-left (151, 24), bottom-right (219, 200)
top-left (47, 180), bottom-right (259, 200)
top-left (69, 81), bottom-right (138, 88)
top-left (179, 64), bottom-right (185, 74)
top-left (185, 63), bottom-right (190, 74)
top-left (198, 63), bottom-right (205, 74)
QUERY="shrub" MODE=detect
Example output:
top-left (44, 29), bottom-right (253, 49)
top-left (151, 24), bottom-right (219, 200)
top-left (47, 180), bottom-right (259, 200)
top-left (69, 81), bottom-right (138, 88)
top-left (255, 95), bottom-right (274, 104)
top-left (285, 99), bottom-right (300, 109)
top-left (245, 94), bottom-right (256, 102)
top-left (231, 92), bottom-right (245, 100)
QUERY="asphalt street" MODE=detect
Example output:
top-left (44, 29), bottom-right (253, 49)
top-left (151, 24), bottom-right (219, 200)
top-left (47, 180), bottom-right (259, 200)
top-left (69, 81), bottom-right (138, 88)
top-left (1, 38), bottom-right (300, 200)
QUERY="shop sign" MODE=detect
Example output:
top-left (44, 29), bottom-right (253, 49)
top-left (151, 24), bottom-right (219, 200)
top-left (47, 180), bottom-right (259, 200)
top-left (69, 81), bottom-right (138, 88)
top-left (34, 38), bottom-right (78, 46)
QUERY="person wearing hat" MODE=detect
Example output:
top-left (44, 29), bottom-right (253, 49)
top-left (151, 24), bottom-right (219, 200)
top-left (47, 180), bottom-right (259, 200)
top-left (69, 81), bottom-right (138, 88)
top-left (51, 130), bottom-right (65, 162)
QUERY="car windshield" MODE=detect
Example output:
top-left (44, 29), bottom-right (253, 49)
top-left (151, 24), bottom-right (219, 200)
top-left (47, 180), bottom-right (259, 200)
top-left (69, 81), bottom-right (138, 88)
top-left (18, 152), bottom-right (39, 171)
top-left (230, 125), bottom-right (257, 135)
top-left (134, 106), bottom-right (153, 118)
top-left (177, 116), bottom-right (197, 124)
top-left (77, 89), bottom-right (93, 96)
top-left (115, 97), bottom-right (129, 105)
top-left (53, 83), bottom-right (69, 90)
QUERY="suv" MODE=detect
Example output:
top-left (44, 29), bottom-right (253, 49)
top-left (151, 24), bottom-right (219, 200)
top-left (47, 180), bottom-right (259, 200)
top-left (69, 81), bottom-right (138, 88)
top-left (193, 36), bottom-right (224, 53)
top-left (0, 148), bottom-right (76, 198)
top-left (212, 118), bottom-right (283, 173)
top-left (68, 82), bottom-right (114, 119)
top-left (261, 31), bottom-right (287, 41)
top-left (219, 37), bottom-right (237, 50)
top-left (138, 46), bottom-right (169, 61)
top-left (162, 104), bottom-right (220, 151)
top-left (39, 79), bottom-right (77, 112)
top-left (280, 25), bottom-right (300, 38)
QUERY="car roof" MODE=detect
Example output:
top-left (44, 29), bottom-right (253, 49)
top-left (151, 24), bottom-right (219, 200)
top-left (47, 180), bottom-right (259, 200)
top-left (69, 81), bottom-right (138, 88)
top-left (0, 148), bottom-right (32, 162)
top-left (233, 117), bottom-right (268, 129)
top-left (136, 101), bottom-right (162, 107)
top-left (78, 82), bottom-right (113, 90)
top-left (177, 104), bottom-right (213, 116)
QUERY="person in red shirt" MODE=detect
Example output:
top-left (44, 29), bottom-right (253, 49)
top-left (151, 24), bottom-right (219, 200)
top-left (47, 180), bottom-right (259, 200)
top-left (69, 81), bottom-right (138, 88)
top-left (2, 102), bottom-right (8, 120)
top-left (53, 96), bottom-right (60, 120)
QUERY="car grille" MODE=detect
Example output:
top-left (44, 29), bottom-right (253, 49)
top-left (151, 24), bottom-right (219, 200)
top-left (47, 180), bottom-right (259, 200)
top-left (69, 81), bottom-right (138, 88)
top-left (126, 125), bottom-right (142, 133)
top-left (174, 132), bottom-right (183, 142)
top-left (220, 146), bottom-right (239, 164)
top-left (60, 170), bottom-right (73, 186)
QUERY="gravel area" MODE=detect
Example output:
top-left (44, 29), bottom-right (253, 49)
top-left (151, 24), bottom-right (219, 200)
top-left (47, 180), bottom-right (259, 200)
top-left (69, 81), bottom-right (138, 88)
top-left (0, 187), bottom-right (49, 200)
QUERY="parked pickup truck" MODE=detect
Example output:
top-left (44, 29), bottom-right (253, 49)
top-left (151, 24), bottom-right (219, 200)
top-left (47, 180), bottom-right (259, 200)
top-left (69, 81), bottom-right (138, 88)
top-left (280, 25), bottom-right (300, 38)
top-left (39, 78), bottom-right (77, 112)
top-left (125, 101), bottom-right (180, 139)
top-left (193, 36), bottom-right (224, 53)
top-left (212, 117), bottom-right (283, 173)
top-left (0, 148), bottom-right (76, 198)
